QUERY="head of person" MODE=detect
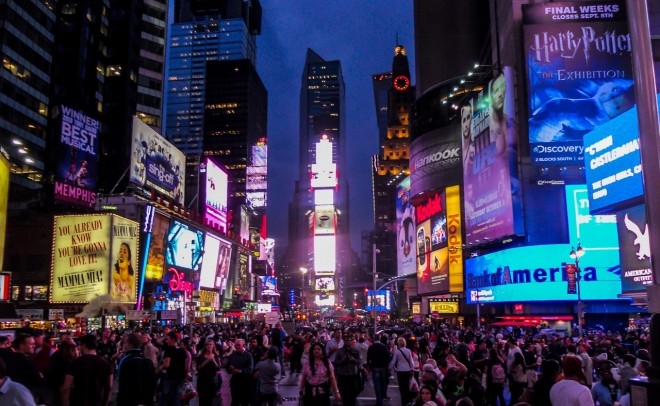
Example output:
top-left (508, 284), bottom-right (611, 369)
top-left (267, 346), bottom-right (278, 360)
top-left (461, 104), bottom-right (472, 140)
top-left (13, 334), bottom-right (35, 355)
top-left (79, 334), bottom-right (98, 353)
top-left (561, 354), bottom-right (587, 381)
top-left (203, 339), bottom-right (217, 354)
top-left (541, 359), bottom-right (561, 380)
top-left (310, 342), bottom-right (327, 361)
top-left (334, 329), bottom-right (342, 341)
top-left (598, 360), bottom-right (617, 384)
top-left (344, 334), bottom-right (355, 348)
top-left (33, 331), bottom-right (44, 347)
top-left (123, 333), bottom-right (141, 351)
top-left (0, 336), bottom-right (10, 348)
top-left (114, 242), bottom-right (134, 275)
top-left (397, 337), bottom-right (407, 349)
top-left (417, 385), bottom-right (435, 404)
top-left (234, 339), bottom-right (246, 352)
top-left (60, 341), bottom-right (79, 362)
top-left (166, 331), bottom-right (179, 347)
top-left (490, 73), bottom-right (506, 114)
top-left (623, 354), bottom-right (637, 368)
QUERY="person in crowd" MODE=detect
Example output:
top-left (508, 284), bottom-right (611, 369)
top-left (96, 328), bottom-right (117, 366)
top-left (419, 333), bottom-right (432, 365)
top-left (411, 384), bottom-right (436, 406)
top-left (577, 342), bottom-right (593, 388)
top-left (270, 323), bottom-right (286, 376)
top-left (509, 351), bottom-right (527, 404)
top-left (367, 334), bottom-right (391, 406)
top-left (591, 360), bottom-right (621, 406)
top-left (158, 332), bottom-right (190, 406)
top-left (532, 359), bottom-right (561, 406)
top-left (325, 329), bottom-right (344, 365)
top-left (299, 342), bottom-right (341, 406)
top-left (141, 332), bottom-right (159, 367)
top-left (0, 357), bottom-right (37, 406)
top-left (334, 334), bottom-right (362, 406)
top-left (5, 333), bottom-right (47, 402)
top-left (196, 339), bottom-right (221, 406)
top-left (254, 346), bottom-right (281, 406)
top-left (485, 347), bottom-right (506, 406)
top-left (226, 338), bottom-right (253, 406)
top-left (617, 354), bottom-right (639, 395)
top-left (290, 332), bottom-right (305, 374)
top-left (390, 337), bottom-right (416, 406)
top-left (61, 334), bottom-right (113, 406)
top-left (117, 333), bottom-right (157, 406)
top-left (45, 341), bottom-right (78, 406)
top-left (549, 355), bottom-right (594, 406)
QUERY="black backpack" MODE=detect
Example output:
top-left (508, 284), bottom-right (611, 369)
top-left (119, 354), bottom-right (157, 404)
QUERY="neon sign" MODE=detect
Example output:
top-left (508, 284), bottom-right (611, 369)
top-left (168, 267), bottom-right (193, 295)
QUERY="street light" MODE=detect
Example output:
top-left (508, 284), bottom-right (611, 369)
top-left (569, 243), bottom-right (585, 338)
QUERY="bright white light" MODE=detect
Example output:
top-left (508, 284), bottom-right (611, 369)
top-left (314, 205), bottom-right (335, 235)
top-left (314, 235), bottom-right (336, 273)
top-left (315, 294), bottom-right (335, 306)
top-left (314, 189), bottom-right (334, 205)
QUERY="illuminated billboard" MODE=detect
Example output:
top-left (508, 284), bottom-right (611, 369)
top-left (396, 176), bottom-right (416, 277)
top-left (50, 214), bottom-right (139, 303)
top-left (315, 276), bottom-right (335, 291)
top-left (314, 205), bottom-right (335, 235)
top-left (315, 294), bottom-right (335, 307)
top-left (465, 244), bottom-right (622, 303)
top-left (583, 94), bottom-right (657, 213)
top-left (429, 297), bottom-right (460, 314)
top-left (164, 220), bottom-right (204, 295)
top-left (616, 205), bottom-right (653, 293)
top-left (200, 233), bottom-right (233, 290)
top-left (311, 136), bottom-right (337, 189)
top-left (130, 117), bottom-right (185, 204)
top-left (315, 189), bottom-right (334, 206)
top-left (416, 192), bottom-right (449, 294)
top-left (314, 236), bottom-right (336, 273)
top-left (246, 143), bottom-right (267, 208)
top-left (409, 125), bottom-right (461, 198)
top-left (523, 1), bottom-right (635, 176)
top-left (446, 185), bottom-right (464, 293)
top-left (202, 158), bottom-right (228, 231)
top-left (0, 154), bottom-right (8, 271)
top-left (366, 290), bottom-right (391, 312)
top-left (463, 68), bottom-right (522, 244)
top-left (144, 211), bottom-right (170, 281)
top-left (54, 106), bottom-right (99, 208)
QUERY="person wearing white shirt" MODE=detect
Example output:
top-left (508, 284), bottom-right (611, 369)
top-left (325, 329), bottom-right (344, 364)
top-left (389, 337), bottom-right (415, 406)
top-left (550, 355), bottom-right (594, 406)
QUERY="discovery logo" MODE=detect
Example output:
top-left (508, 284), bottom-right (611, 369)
top-left (532, 145), bottom-right (584, 155)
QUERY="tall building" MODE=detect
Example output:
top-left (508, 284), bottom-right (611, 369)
top-left (0, 0), bottom-right (55, 192)
top-left (165, 0), bottom-right (261, 203)
top-left (203, 58), bottom-right (267, 222)
top-left (287, 49), bottom-right (350, 306)
top-left (371, 45), bottom-right (415, 280)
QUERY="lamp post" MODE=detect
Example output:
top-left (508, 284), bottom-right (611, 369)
top-left (569, 243), bottom-right (585, 338)
top-left (300, 267), bottom-right (308, 319)
top-left (372, 244), bottom-right (380, 338)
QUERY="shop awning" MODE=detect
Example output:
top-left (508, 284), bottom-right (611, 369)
top-left (490, 321), bottom-right (537, 327)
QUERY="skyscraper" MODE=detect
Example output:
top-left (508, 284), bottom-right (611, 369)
top-left (289, 49), bottom-right (349, 306)
top-left (165, 0), bottom-right (261, 203)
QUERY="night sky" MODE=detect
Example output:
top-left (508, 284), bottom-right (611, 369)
top-left (257, 1), bottom-right (415, 254)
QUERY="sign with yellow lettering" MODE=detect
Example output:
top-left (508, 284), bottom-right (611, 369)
top-left (429, 300), bottom-right (459, 314)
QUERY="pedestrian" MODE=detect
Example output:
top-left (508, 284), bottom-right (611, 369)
top-left (509, 352), bottom-right (527, 404)
top-left (299, 342), bottom-right (341, 406)
top-left (549, 355), bottom-right (594, 406)
top-left (254, 346), bottom-right (281, 406)
top-left (389, 337), bottom-right (416, 406)
top-left (196, 339), bottom-right (221, 406)
top-left (270, 323), bottom-right (286, 376)
top-left (117, 333), bottom-right (157, 406)
top-left (0, 357), bottom-right (37, 406)
top-left (485, 348), bottom-right (506, 406)
top-left (367, 335), bottom-right (391, 406)
top-left (591, 360), bottom-right (621, 406)
top-left (334, 334), bottom-right (362, 406)
top-left (61, 334), bottom-right (113, 406)
top-left (142, 332), bottom-right (160, 368)
top-left (45, 341), bottom-right (78, 406)
top-left (5, 333), bottom-right (47, 402)
top-left (532, 359), bottom-right (561, 406)
top-left (226, 338), bottom-right (253, 406)
top-left (325, 329), bottom-right (344, 364)
top-left (158, 331), bottom-right (190, 406)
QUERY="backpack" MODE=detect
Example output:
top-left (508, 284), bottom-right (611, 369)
top-left (120, 354), bottom-right (157, 404)
top-left (492, 364), bottom-right (506, 384)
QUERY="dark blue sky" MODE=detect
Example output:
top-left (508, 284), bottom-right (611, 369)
top-left (258, 1), bottom-right (415, 254)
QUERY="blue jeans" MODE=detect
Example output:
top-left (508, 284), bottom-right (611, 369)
top-left (372, 368), bottom-right (389, 406)
top-left (158, 378), bottom-right (184, 406)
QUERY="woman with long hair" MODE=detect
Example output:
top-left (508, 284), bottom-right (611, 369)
top-left (509, 351), bottom-right (527, 404)
top-left (299, 342), bottom-right (341, 406)
top-left (196, 339), bottom-right (221, 406)
top-left (485, 348), bottom-right (506, 406)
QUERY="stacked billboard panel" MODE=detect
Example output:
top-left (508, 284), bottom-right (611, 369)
top-left (50, 214), bottom-right (139, 303)
top-left (396, 177), bottom-right (416, 276)
top-left (200, 232), bottom-right (233, 292)
top-left (247, 141), bottom-right (268, 208)
top-left (463, 68), bottom-right (522, 244)
top-left (164, 220), bottom-right (205, 296)
top-left (130, 117), bottom-right (186, 205)
top-left (523, 1), bottom-right (635, 184)
top-left (54, 106), bottom-right (100, 207)
top-left (311, 136), bottom-right (337, 306)
top-left (202, 158), bottom-right (229, 231)
top-left (616, 205), bottom-right (653, 293)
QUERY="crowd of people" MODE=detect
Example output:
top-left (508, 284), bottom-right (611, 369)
top-left (0, 319), bottom-right (652, 406)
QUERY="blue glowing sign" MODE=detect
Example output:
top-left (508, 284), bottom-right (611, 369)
top-left (465, 244), bottom-right (622, 303)
top-left (565, 185), bottom-right (619, 250)
top-left (583, 94), bottom-right (659, 213)
top-left (366, 290), bottom-right (391, 312)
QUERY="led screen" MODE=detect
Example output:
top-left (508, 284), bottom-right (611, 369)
top-left (54, 106), bottom-right (100, 207)
top-left (314, 235), bottom-right (336, 273)
top-left (315, 277), bottom-right (335, 291)
top-left (565, 185), bottom-right (618, 251)
top-left (465, 244), bottom-right (622, 303)
top-left (315, 189), bottom-right (334, 206)
top-left (0, 155), bottom-right (8, 271)
top-left (396, 177), bottom-right (416, 277)
top-left (130, 117), bottom-right (185, 204)
top-left (200, 233), bottom-right (221, 289)
top-left (416, 192), bottom-right (449, 294)
top-left (366, 290), bottom-right (391, 311)
top-left (203, 158), bottom-right (228, 231)
top-left (463, 68), bottom-right (522, 244)
top-left (523, 1), bottom-right (634, 176)
top-left (144, 212), bottom-right (169, 281)
top-left (314, 205), bottom-right (335, 235)
top-left (166, 220), bottom-right (204, 271)
top-left (315, 294), bottom-right (335, 306)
